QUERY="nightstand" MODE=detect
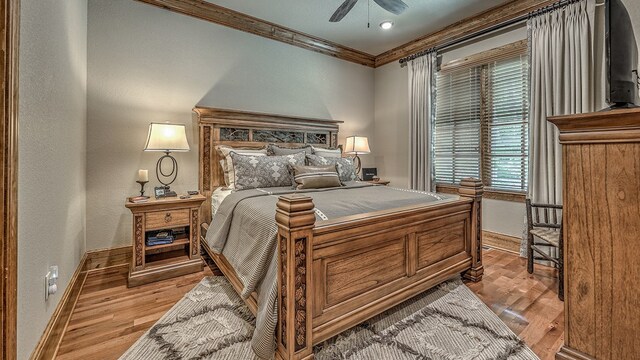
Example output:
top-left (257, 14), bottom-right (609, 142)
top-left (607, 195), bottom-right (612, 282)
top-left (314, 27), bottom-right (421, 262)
top-left (363, 179), bottom-right (390, 186)
top-left (125, 194), bottom-right (206, 287)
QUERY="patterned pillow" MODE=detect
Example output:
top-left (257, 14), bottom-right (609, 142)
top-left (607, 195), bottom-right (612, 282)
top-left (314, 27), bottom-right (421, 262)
top-left (290, 165), bottom-right (342, 190)
top-left (216, 145), bottom-right (267, 189)
top-left (267, 144), bottom-right (312, 156)
top-left (311, 146), bottom-right (342, 158)
top-left (306, 154), bottom-right (358, 182)
top-left (230, 152), bottom-right (306, 190)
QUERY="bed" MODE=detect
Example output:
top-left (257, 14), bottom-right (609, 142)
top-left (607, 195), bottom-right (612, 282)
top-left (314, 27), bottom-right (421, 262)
top-left (195, 107), bottom-right (484, 360)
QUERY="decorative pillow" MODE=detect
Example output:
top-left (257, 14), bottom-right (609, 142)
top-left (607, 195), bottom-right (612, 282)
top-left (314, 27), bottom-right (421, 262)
top-left (230, 152), bottom-right (306, 190)
top-left (219, 160), bottom-right (230, 187)
top-left (267, 144), bottom-right (312, 156)
top-left (216, 145), bottom-right (267, 189)
top-left (306, 154), bottom-right (358, 182)
top-left (290, 165), bottom-right (342, 190)
top-left (312, 146), bottom-right (342, 158)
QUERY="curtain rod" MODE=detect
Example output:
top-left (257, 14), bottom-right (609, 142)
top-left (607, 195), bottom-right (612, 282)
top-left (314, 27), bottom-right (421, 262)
top-left (399, 0), bottom-right (581, 67)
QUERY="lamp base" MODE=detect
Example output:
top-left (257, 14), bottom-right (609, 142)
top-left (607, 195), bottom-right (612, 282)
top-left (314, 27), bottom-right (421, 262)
top-left (353, 154), bottom-right (363, 181)
top-left (156, 151), bottom-right (179, 192)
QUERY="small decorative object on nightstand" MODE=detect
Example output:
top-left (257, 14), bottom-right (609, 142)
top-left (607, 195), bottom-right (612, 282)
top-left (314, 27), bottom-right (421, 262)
top-left (362, 167), bottom-right (378, 181)
top-left (136, 169), bottom-right (149, 196)
top-left (125, 194), bottom-right (205, 287)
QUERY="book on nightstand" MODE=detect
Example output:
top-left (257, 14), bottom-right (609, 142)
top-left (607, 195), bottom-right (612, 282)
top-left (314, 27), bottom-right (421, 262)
top-left (146, 230), bottom-right (174, 246)
top-left (146, 238), bottom-right (174, 246)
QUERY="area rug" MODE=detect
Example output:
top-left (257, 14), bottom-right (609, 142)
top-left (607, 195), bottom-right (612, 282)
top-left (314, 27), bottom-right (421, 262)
top-left (120, 276), bottom-right (538, 360)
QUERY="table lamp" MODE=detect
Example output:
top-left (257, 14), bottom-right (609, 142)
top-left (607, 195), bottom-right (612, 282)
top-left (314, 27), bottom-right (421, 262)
top-left (144, 123), bottom-right (190, 197)
top-left (344, 135), bottom-right (370, 177)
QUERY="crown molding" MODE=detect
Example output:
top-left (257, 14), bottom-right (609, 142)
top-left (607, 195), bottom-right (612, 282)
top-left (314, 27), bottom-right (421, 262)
top-left (374, 0), bottom-right (555, 67)
top-left (135, 0), bottom-right (376, 67)
top-left (135, 0), bottom-right (558, 69)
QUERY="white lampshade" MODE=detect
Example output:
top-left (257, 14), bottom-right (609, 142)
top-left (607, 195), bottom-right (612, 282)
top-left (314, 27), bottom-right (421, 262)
top-left (344, 136), bottom-right (371, 155)
top-left (144, 123), bottom-right (190, 152)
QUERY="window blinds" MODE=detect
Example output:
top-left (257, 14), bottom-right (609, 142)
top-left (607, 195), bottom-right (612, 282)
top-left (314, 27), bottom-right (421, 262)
top-left (434, 50), bottom-right (529, 192)
top-left (483, 56), bottom-right (529, 192)
top-left (434, 67), bottom-right (482, 184)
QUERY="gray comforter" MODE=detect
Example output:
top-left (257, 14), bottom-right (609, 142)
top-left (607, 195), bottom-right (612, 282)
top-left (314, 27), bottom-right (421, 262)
top-left (205, 182), bottom-right (455, 359)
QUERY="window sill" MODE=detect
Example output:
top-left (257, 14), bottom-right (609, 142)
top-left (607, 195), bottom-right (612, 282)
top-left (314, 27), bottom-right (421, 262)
top-left (436, 184), bottom-right (526, 203)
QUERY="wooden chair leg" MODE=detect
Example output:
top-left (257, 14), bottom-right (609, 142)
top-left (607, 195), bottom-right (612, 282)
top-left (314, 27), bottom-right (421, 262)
top-left (527, 234), bottom-right (534, 274)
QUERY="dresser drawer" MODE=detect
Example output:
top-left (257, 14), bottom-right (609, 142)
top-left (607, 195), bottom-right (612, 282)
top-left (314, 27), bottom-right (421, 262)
top-left (145, 209), bottom-right (190, 230)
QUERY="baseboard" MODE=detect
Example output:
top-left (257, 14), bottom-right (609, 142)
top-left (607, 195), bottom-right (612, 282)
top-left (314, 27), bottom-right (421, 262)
top-left (30, 253), bottom-right (88, 360)
top-left (30, 245), bottom-right (132, 359)
top-left (482, 230), bottom-right (521, 254)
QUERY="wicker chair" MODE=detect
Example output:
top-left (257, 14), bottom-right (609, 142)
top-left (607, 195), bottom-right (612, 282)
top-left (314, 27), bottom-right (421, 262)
top-left (526, 199), bottom-right (563, 301)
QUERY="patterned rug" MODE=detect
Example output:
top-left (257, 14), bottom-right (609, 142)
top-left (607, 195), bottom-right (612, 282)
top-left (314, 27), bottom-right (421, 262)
top-left (120, 277), bottom-right (538, 360)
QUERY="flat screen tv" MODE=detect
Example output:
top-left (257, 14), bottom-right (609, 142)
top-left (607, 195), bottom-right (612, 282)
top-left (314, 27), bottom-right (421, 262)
top-left (606, 0), bottom-right (638, 108)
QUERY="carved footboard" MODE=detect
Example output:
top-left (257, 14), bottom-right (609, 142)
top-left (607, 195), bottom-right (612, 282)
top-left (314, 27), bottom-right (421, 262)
top-left (275, 179), bottom-right (484, 360)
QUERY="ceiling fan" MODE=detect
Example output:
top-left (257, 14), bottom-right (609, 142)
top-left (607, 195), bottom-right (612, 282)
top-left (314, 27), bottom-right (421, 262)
top-left (330, 0), bottom-right (408, 22)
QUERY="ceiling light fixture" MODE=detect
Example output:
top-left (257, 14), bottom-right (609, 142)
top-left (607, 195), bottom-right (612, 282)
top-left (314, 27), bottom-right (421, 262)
top-left (380, 21), bottom-right (394, 30)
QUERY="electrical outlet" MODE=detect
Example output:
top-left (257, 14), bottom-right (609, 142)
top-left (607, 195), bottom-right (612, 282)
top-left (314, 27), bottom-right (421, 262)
top-left (44, 265), bottom-right (59, 301)
top-left (44, 272), bottom-right (51, 300)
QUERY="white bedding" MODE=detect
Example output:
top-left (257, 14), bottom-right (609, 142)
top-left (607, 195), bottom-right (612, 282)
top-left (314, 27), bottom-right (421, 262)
top-left (211, 187), bottom-right (233, 216)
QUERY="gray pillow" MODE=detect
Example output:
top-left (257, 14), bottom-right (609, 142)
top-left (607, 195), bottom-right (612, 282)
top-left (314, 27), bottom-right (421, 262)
top-left (216, 145), bottom-right (268, 189)
top-left (230, 151), bottom-right (305, 190)
top-left (290, 165), bottom-right (342, 190)
top-left (306, 154), bottom-right (358, 182)
top-left (312, 146), bottom-right (342, 158)
top-left (267, 144), bottom-right (312, 156)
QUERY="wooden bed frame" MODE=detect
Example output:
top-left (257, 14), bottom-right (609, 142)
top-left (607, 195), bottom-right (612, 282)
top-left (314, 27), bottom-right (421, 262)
top-left (195, 106), bottom-right (484, 360)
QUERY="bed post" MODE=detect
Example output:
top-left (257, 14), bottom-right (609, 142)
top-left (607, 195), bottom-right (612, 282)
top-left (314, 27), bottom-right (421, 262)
top-left (459, 178), bottom-right (484, 282)
top-left (275, 195), bottom-right (316, 360)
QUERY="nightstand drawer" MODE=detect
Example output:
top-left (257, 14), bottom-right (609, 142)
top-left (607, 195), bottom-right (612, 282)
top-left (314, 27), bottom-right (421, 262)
top-left (146, 209), bottom-right (190, 230)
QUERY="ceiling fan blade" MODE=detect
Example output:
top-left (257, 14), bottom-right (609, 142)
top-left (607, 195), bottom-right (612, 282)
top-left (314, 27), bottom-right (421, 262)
top-left (330, 0), bottom-right (359, 22)
top-left (373, 0), bottom-right (408, 15)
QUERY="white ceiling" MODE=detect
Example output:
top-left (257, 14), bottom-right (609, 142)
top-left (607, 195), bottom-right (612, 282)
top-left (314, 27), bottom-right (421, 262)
top-left (205, 0), bottom-right (511, 55)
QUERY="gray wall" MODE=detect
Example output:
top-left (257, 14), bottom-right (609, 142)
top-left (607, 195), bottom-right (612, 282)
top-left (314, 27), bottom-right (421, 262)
top-left (85, 0), bottom-right (375, 251)
top-left (17, 0), bottom-right (87, 358)
top-left (630, 0), bottom-right (640, 55)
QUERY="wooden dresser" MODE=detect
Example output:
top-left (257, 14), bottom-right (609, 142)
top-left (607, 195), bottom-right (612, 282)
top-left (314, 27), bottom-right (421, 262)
top-left (549, 109), bottom-right (640, 360)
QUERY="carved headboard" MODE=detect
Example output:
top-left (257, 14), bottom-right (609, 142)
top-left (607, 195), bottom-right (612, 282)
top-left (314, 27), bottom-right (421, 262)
top-left (195, 106), bottom-right (343, 224)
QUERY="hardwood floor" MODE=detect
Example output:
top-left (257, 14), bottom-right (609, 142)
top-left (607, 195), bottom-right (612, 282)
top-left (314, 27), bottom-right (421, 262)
top-left (54, 248), bottom-right (563, 359)
top-left (55, 265), bottom-right (216, 360)
top-left (466, 248), bottom-right (564, 360)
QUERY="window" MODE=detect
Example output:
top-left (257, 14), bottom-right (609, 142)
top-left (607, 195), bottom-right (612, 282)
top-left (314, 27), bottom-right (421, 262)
top-left (434, 43), bottom-right (529, 193)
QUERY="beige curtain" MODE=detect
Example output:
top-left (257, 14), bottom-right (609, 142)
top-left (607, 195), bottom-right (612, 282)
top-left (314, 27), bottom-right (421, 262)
top-left (409, 53), bottom-right (435, 191)
top-left (522, 0), bottom-right (597, 256)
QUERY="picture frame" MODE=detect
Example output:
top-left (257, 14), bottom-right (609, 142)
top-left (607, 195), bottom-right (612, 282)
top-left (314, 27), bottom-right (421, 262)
top-left (154, 186), bottom-right (166, 198)
top-left (362, 167), bottom-right (378, 181)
